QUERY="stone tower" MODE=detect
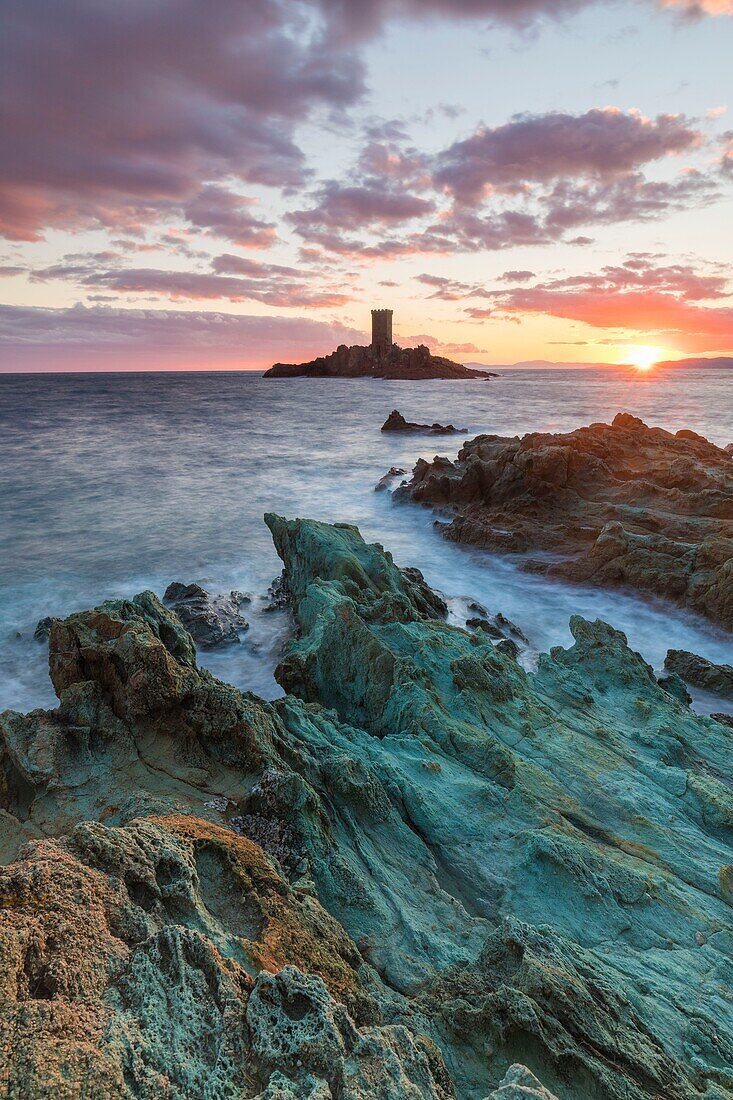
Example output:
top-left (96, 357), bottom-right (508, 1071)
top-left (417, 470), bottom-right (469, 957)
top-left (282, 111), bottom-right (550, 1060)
top-left (371, 309), bottom-right (393, 353)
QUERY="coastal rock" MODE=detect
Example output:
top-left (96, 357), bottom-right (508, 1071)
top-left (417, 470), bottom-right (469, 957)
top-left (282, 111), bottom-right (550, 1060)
top-left (665, 648), bottom-right (733, 698)
top-left (381, 410), bottom-right (467, 434)
top-left (0, 816), bottom-right (371, 1098)
top-left (264, 343), bottom-right (491, 381)
top-left (486, 1065), bottom-right (558, 1099)
top-left (33, 615), bottom-right (57, 642)
top-left (657, 672), bottom-right (693, 705)
top-left (163, 581), bottom-right (249, 647)
top-left (4, 516), bottom-right (733, 1098)
top-left (399, 413), bottom-right (733, 629)
top-left (248, 967), bottom-right (452, 1098)
top-left (375, 466), bottom-right (407, 492)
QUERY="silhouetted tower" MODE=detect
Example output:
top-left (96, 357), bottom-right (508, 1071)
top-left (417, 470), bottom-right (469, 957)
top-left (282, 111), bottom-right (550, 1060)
top-left (371, 309), bottom-right (393, 353)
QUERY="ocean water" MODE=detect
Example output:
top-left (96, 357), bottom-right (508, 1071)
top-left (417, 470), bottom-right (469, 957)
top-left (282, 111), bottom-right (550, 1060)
top-left (1, 366), bottom-right (732, 716)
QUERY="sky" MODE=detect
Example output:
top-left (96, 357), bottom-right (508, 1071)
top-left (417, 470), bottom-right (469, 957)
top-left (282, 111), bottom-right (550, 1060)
top-left (1, 0), bottom-right (732, 372)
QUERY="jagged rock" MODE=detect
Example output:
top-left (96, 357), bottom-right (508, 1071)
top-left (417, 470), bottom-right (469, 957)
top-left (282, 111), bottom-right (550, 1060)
top-left (725, 443), bottom-right (733, 455)
top-left (381, 410), bottom-right (467, 434)
top-left (254, 1072), bottom-right (331, 1098)
top-left (375, 466), bottom-right (408, 492)
top-left (466, 615), bottom-right (505, 639)
top-left (248, 966), bottom-right (452, 1098)
top-left (485, 1065), bottom-right (558, 1099)
top-left (665, 649), bottom-right (733, 698)
top-left (711, 712), bottom-right (733, 728)
top-left (4, 516), bottom-right (733, 1099)
top-left (163, 581), bottom-right (249, 647)
top-left (264, 343), bottom-right (491, 380)
top-left (0, 816), bottom-right (371, 1098)
top-left (657, 672), bottom-right (693, 705)
top-left (399, 413), bottom-right (733, 629)
top-left (263, 571), bottom-right (292, 612)
top-left (266, 515), bottom-right (733, 1098)
top-left (33, 615), bottom-right (57, 642)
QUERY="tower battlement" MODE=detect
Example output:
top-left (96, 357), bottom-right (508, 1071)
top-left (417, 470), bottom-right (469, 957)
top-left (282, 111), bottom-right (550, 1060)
top-left (371, 309), bottom-right (393, 353)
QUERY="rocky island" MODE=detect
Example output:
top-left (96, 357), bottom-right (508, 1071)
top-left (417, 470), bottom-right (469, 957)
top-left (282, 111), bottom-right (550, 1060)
top-left (3, 511), bottom-right (733, 1098)
top-left (264, 309), bottom-right (492, 380)
top-left (399, 412), bottom-right (733, 630)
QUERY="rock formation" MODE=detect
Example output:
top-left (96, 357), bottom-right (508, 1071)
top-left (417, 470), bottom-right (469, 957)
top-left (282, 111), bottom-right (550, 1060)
top-left (163, 581), bottom-right (250, 647)
top-left (665, 649), bottom-right (733, 698)
top-left (381, 410), bottom-right (467, 434)
top-left (3, 515), bottom-right (733, 1097)
top-left (399, 412), bottom-right (733, 630)
top-left (264, 343), bottom-right (492, 380)
top-left (374, 466), bottom-right (407, 492)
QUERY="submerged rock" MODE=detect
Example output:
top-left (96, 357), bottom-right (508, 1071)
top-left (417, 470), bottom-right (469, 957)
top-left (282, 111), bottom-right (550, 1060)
top-left (399, 413), bottom-right (733, 630)
top-left (665, 648), bottom-right (733, 698)
top-left (163, 580), bottom-right (249, 647)
top-left (264, 342), bottom-right (492, 380)
top-left (381, 410), bottom-right (467, 434)
top-left (3, 515), bottom-right (733, 1099)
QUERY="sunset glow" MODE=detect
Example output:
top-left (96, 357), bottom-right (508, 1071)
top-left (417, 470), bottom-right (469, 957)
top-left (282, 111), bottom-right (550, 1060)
top-left (0, 2), bottom-right (731, 371)
top-left (625, 346), bottom-right (667, 372)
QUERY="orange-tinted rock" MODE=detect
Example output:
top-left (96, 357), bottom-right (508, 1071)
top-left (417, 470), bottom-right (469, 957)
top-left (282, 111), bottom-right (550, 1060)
top-left (401, 413), bottom-right (733, 629)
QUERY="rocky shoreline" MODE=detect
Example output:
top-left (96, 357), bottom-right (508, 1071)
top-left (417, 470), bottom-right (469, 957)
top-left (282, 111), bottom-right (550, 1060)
top-left (3, 509), bottom-right (733, 1098)
top-left (398, 413), bottom-right (733, 631)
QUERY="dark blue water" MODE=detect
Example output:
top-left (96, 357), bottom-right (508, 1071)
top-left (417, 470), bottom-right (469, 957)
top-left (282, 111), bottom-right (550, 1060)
top-left (2, 367), bottom-right (732, 713)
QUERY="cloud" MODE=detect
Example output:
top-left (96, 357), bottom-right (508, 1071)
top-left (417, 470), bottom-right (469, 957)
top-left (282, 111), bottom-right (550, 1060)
top-left (661, 0), bottom-right (733, 15)
top-left (1, 0), bottom-right (728, 248)
top-left (288, 182), bottom-right (434, 240)
top-left (182, 187), bottom-right (276, 249)
top-left (0, 303), bottom-right (367, 371)
top-left (0, 0), bottom-right (366, 240)
top-left (289, 105), bottom-right (719, 259)
top-left (476, 256), bottom-right (733, 352)
top-left (500, 269), bottom-right (535, 281)
top-left (415, 273), bottom-right (493, 299)
top-left (433, 109), bottom-right (701, 203)
top-left (30, 253), bottom-right (354, 309)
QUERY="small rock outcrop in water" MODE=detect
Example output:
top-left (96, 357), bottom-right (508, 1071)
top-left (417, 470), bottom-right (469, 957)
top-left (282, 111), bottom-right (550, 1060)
top-left (399, 412), bottom-right (733, 630)
top-left (33, 615), bottom-right (56, 641)
top-left (665, 648), bottom-right (733, 698)
top-left (2, 516), bottom-right (733, 1097)
top-left (374, 465), bottom-right (407, 491)
top-left (264, 342), bottom-right (492, 380)
top-left (381, 409), bottom-right (467, 434)
top-left (163, 581), bottom-right (249, 647)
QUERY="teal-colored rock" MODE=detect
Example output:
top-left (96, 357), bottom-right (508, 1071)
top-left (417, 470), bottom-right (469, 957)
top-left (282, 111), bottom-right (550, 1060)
top-left (2, 513), bottom-right (733, 1099)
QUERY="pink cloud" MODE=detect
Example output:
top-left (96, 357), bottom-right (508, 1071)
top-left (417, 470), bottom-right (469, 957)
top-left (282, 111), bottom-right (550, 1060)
top-left (182, 187), bottom-right (276, 249)
top-left (433, 109), bottom-right (701, 204)
top-left (30, 255), bottom-right (354, 309)
top-left (0, 303), bottom-right (367, 371)
top-left (472, 256), bottom-right (733, 352)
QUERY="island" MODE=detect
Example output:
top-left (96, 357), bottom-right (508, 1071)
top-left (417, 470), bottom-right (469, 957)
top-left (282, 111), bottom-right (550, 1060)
top-left (263, 308), bottom-right (494, 380)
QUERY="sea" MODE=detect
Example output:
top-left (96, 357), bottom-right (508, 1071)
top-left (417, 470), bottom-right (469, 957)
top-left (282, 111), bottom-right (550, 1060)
top-left (1, 366), bottom-right (732, 716)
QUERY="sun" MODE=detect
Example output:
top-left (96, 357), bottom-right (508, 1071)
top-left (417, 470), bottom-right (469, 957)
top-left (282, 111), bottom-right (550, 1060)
top-left (624, 345), bottom-right (666, 372)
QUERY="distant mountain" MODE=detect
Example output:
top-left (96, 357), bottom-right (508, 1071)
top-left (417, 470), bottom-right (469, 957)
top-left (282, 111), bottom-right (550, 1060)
top-left (657, 356), bottom-right (733, 370)
top-left (463, 360), bottom-right (611, 370)
top-left (463, 357), bottom-right (733, 371)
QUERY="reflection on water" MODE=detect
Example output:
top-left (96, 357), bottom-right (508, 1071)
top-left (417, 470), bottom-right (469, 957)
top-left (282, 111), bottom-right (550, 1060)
top-left (1, 367), bottom-right (731, 713)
